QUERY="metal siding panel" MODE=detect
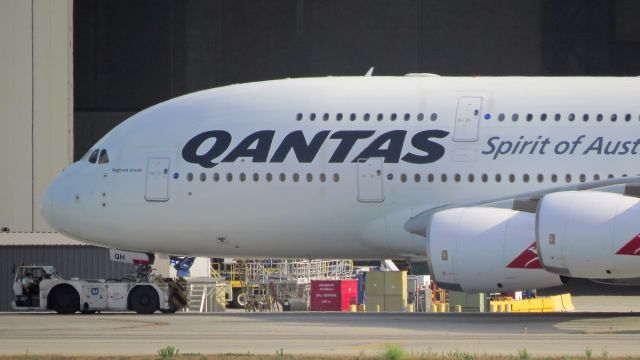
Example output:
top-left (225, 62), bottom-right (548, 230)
top-left (32, 0), bottom-right (73, 232)
top-left (0, 0), bottom-right (33, 232)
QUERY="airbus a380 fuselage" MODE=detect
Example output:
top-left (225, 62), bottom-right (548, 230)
top-left (42, 76), bottom-right (640, 292)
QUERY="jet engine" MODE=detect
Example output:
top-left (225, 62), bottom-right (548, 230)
top-left (537, 191), bottom-right (640, 279)
top-left (427, 207), bottom-right (563, 293)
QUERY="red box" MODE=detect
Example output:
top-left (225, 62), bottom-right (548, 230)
top-left (309, 279), bottom-right (358, 311)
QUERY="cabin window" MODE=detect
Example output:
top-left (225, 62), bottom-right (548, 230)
top-left (319, 173), bottom-right (326, 182)
top-left (430, 113), bottom-right (438, 121)
top-left (200, 173), bottom-right (206, 182)
top-left (364, 113), bottom-right (371, 121)
top-left (523, 174), bottom-right (530, 183)
top-left (441, 174), bottom-right (447, 182)
top-left (323, 113), bottom-right (329, 121)
top-left (579, 174), bottom-right (586, 182)
top-left (468, 174), bottom-right (475, 183)
top-left (253, 173), bottom-right (259, 182)
top-left (495, 174), bottom-right (502, 182)
top-left (509, 174), bottom-right (515, 183)
top-left (296, 113), bottom-right (303, 121)
top-left (293, 173), bottom-right (300, 182)
top-left (400, 174), bottom-right (407, 183)
top-left (583, 114), bottom-right (589, 122)
top-left (454, 174), bottom-right (461, 182)
top-left (417, 113), bottom-right (425, 121)
top-left (414, 174), bottom-right (421, 182)
top-left (333, 173), bottom-right (340, 182)
top-left (404, 113), bottom-right (411, 121)
top-left (266, 173), bottom-right (273, 182)
top-left (540, 113), bottom-right (547, 121)
top-left (279, 173), bottom-right (286, 182)
top-left (537, 174), bottom-right (544, 183)
top-left (350, 113), bottom-right (357, 121)
top-left (390, 113), bottom-right (397, 121)
top-left (526, 114), bottom-right (533, 122)
top-left (239, 173), bottom-right (246, 182)
top-left (597, 114), bottom-right (603, 122)
top-left (427, 174), bottom-right (434, 182)
top-left (310, 113), bottom-right (316, 121)
top-left (187, 173), bottom-right (193, 182)
top-left (512, 113), bottom-right (519, 122)
top-left (481, 174), bottom-right (488, 182)
top-left (306, 173), bottom-right (313, 182)
top-left (213, 173), bottom-right (220, 182)
top-left (568, 113), bottom-right (575, 121)
top-left (611, 114), bottom-right (617, 122)
top-left (226, 173), bottom-right (233, 182)
top-left (336, 113), bottom-right (343, 121)
top-left (625, 113), bottom-right (632, 122)
top-left (551, 174), bottom-right (558, 183)
top-left (554, 113), bottom-right (561, 121)
top-left (377, 113), bottom-right (384, 121)
top-left (565, 174), bottom-right (572, 183)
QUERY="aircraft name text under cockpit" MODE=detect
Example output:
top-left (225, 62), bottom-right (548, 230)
top-left (182, 129), bottom-right (449, 168)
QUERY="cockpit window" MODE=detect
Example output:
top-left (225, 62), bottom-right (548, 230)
top-left (98, 149), bottom-right (109, 164)
top-left (88, 149), bottom-right (99, 164)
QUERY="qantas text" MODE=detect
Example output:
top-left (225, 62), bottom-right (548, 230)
top-left (182, 129), bottom-right (449, 168)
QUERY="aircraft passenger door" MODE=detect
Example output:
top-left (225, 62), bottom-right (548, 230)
top-left (453, 97), bottom-right (483, 142)
top-left (357, 158), bottom-right (384, 203)
top-left (145, 158), bottom-right (170, 202)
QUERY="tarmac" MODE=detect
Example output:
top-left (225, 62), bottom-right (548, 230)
top-left (1, 308), bottom-right (640, 357)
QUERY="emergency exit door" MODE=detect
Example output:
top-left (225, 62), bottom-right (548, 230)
top-left (145, 158), bottom-right (170, 201)
top-left (453, 97), bottom-right (483, 142)
top-left (357, 158), bottom-right (384, 202)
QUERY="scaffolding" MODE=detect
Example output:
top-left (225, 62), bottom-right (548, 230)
top-left (242, 259), bottom-right (353, 312)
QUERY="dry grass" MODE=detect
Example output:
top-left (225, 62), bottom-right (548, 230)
top-left (2, 354), bottom-right (640, 360)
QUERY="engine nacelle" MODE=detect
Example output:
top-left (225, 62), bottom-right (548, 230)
top-left (537, 191), bottom-right (640, 279)
top-left (427, 207), bottom-right (562, 293)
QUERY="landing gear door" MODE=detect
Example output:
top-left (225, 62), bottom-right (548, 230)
top-left (357, 158), bottom-right (384, 203)
top-left (453, 97), bottom-right (483, 142)
top-left (145, 158), bottom-right (170, 202)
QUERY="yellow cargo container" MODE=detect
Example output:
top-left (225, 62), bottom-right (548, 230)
top-left (384, 271), bottom-right (407, 296)
top-left (365, 271), bottom-right (386, 296)
top-left (365, 295), bottom-right (385, 311)
top-left (384, 295), bottom-right (407, 311)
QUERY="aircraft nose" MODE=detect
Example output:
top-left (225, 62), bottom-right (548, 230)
top-left (41, 167), bottom-right (81, 235)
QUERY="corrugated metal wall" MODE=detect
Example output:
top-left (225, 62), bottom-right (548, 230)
top-left (0, 245), bottom-right (136, 311)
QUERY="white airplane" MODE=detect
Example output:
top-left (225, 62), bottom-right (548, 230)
top-left (42, 74), bottom-right (640, 293)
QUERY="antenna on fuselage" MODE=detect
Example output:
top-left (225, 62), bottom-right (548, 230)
top-left (365, 67), bottom-right (374, 77)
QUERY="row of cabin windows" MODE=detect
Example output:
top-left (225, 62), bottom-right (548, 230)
top-left (396, 173), bottom-right (625, 184)
top-left (184, 171), bottom-right (626, 184)
top-left (495, 112), bottom-right (638, 122)
top-left (296, 112), bottom-right (438, 122)
top-left (297, 112), bottom-right (640, 123)
top-left (186, 172), bottom-right (341, 183)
